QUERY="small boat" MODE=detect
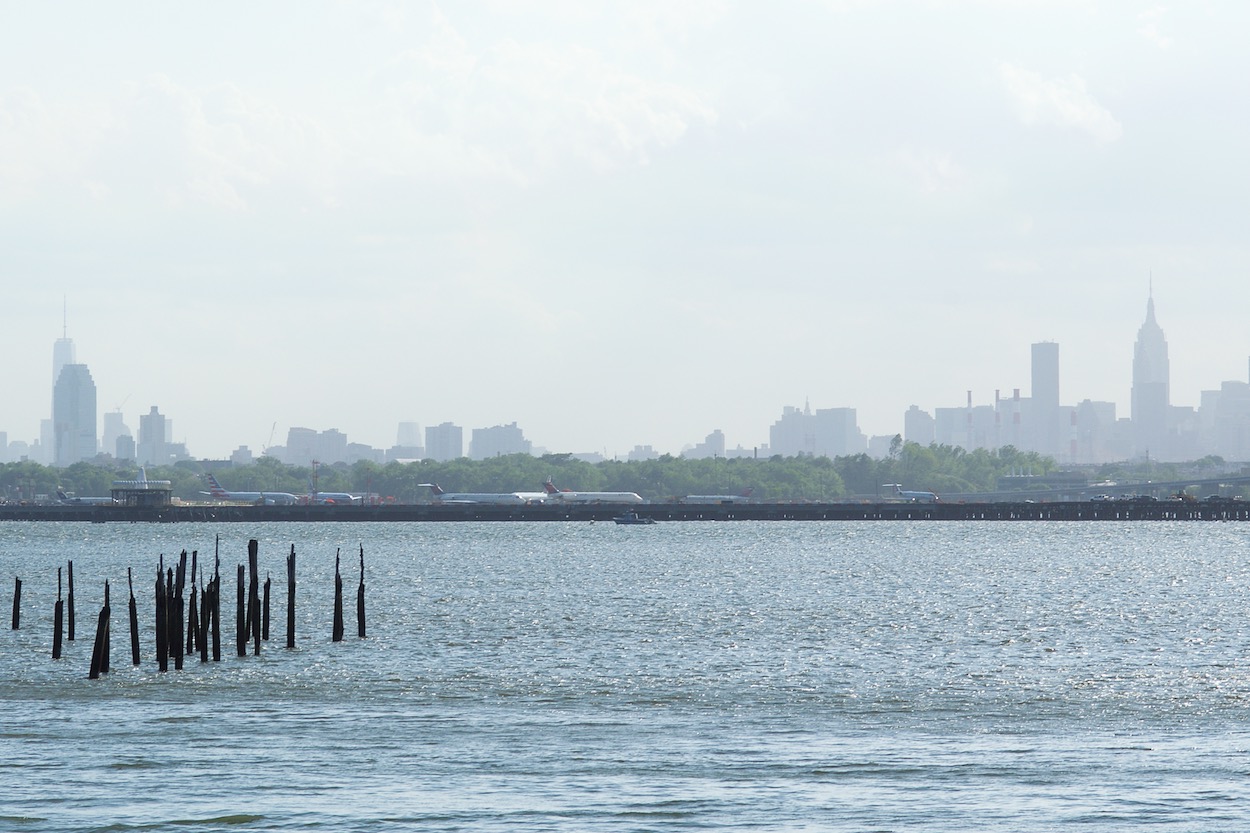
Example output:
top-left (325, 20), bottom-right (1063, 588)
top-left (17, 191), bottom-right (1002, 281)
top-left (612, 511), bottom-right (655, 525)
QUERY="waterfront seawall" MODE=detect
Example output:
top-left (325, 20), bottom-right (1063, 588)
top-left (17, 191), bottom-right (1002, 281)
top-left (0, 500), bottom-right (1247, 523)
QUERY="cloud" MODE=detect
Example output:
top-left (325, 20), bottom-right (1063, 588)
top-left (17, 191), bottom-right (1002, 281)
top-left (374, 9), bottom-right (718, 180)
top-left (1137, 6), bottom-right (1172, 50)
top-left (999, 62), bottom-right (1122, 143)
top-left (897, 148), bottom-right (965, 194)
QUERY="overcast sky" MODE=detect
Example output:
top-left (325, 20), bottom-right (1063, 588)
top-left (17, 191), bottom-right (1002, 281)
top-left (2, 1), bottom-right (1247, 459)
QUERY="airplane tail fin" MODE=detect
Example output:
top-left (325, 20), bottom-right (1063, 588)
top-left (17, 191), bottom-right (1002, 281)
top-left (543, 478), bottom-right (559, 495)
top-left (56, 489), bottom-right (69, 501)
top-left (206, 473), bottom-right (227, 496)
top-left (429, 483), bottom-right (444, 495)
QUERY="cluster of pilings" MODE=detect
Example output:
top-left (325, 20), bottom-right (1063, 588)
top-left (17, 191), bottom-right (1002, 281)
top-left (8, 537), bottom-right (367, 678)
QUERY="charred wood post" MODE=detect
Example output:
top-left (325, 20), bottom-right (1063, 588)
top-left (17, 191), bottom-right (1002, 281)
top-left (52, 568), bottom-right (63, 660)
top-left (248, 540), bottom-right (261, 657)
top-left (170, 565), bottom-right (184, 672)
top-left (285, 545), bottom-right (296, 650)
top-left (332, 548), bottom-right (344, 643)
top-left (127, 568), bottom-right (140, 666)
top-left (101, 581), bottom-right (111, 674)
top-left (155, 566), bottom-right (168, 673)
top-left (236, 564), bottom-right (246, 658)
top-left (186, 550), bottom-right (198, 657)
top-left (211, 550), bottom-right (221, 663)
top-left (11, 576), bottom-right (20, 630)
top-left (67, 560), bottom-right (75, 641)
top-left (198, 573), bottom-right (210, 664)
top-left (357, 544), bottom-right (366, 639)
top-left (88, 581), bottom-right (111, 679)
top-left (262, 573), bottom-right (271, 642)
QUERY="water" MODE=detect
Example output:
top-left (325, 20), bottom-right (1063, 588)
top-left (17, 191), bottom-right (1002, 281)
top-left (4, 520), bottom-right (1250, 831)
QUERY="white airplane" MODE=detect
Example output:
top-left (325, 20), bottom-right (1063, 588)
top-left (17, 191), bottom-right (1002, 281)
top-left (305, 478), bottom-right (362, 505)
top-left (201, 473), bottom-right (301, 506)
top-left (56, 489), bottom-right (117, 506)
top-left (542, 478), bottom-right (644, 504)
top-left (419, 483), bottom-right (545, 505)
top-left (679, 488), bottom-right (754, 504)
top-left (884, 483), bottom-right (939, 503)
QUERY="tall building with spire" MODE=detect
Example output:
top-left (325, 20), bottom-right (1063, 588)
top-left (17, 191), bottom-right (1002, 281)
top-left (46, 308), bottom-right (79, 466)
top-left (1131, 288), bottom-right (1170, 458)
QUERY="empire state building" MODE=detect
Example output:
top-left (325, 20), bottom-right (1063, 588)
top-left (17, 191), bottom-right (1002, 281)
top-left (1131, 291), bottom-right (1170, 457)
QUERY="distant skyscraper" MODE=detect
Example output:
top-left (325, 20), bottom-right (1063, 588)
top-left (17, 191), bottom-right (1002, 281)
top-left (903, 405), bottom-right (935, 446)
top-left (396, 422), bottom-right (422, 448)
top-left (102, 410), bottom-right (132, 459)
top-left (1031, 341), bottom-right (1060, 455)
top-left (1132, 289), bottom-right (1170, 457)
top-left (52, 337), bottom-right (75, 399)
top-left (768, 404), bottom-right (866, 458)
top-left (469, 422), bottom-right (531, 459)
top-left (425, 422), bottom-right (463, 462)
top-left (138, 406), bottom-right (169, 465)
top-left (53, 364), bottom-right (97, 466)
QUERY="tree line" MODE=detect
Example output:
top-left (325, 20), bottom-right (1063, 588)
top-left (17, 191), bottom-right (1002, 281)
top-left (0, 440), bottom-right (1070, 504)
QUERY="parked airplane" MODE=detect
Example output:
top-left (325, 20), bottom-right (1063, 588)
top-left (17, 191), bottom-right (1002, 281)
top-left (56, 489), bottom-right (117, 506)
top-left (201, 473), bottom-right (301, 506)
top-left (419, 483), bottom-right (544, 505)
top-left (305, 478), bottom-right (362, 505)
top-left (678, 488), bottom-right (754, 504)
top-left (884, 483), bottom-right (940, 503)
top-left (542, 478), bottom-right (644, 504)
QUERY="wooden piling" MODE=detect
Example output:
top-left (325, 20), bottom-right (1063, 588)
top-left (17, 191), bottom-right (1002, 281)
top-left (186, 551), bottom-right (198, 656)
top-left (356, 543), bottom-right (366, 639)
top-left (211, 547), bottom-right (221, 663)
top-left (170, 565), bottom-right (183, 672)
top-left (155, 566), bottom-right (168, 673)
top-left (248, 540), bottom-right (260, 657)
top-left (88, 581), bottom-right (111, 679)
top-left (67, 560), bottom-right (75, 641)
top-left (262, 573), bottom-right (271, 642)
top-left (11, 576), bottom-right (20, 630)
top-left (198, 572), bottom-right (210, 664)
top-left (236, 563), bottom-right (247, 657)
top-left (101, 581), bottom-right (111, 674)
top-left (127, 568), bottom-right (140, 666)
top-left (332, 548), bottom-right (344, 643)
top-left (285, 545), bottom-right (296, 650)
top-left (52, 567), bottom-right (63, 660)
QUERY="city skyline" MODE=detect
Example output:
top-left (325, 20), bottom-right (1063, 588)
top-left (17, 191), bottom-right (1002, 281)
top-left (8, 288), bottom-right (1250, 466)
top-left (2, 4), bottom-right (1249, 459)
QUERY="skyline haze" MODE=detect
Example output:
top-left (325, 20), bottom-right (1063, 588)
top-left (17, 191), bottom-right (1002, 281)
top-left (2, 3), bottom-right (1248, 459)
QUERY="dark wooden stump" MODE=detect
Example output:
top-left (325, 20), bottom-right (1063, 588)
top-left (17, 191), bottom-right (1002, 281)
top-left (186, 550), bottom-right (198, 656)
top-left (286, 545), bottom-right (296, 650)
top-left (88, 582), bottom-right (111, 679)
top-left (155, 567), bottom-right (168, 673)
top-left (67, 560), bottom-right (75, 641)
top-left (357, 544), bottom-right (366, 639)
top-left (248, 540), bottom-right (260, 657)
top-left (52, 567), bottom-right (63, 660)
top-left (262, 574), bottom-right (271, 642)
top-left (332, 548), bottom-right (344, 643)
top-left (236, 564), bottom-right (247, 658)
top-left (11, 576), bottom-right (20, 630)
top-left (127, 568), bottom-right (140, 666)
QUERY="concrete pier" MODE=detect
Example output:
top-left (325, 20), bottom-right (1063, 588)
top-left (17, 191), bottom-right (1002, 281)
top-left (0, 498), bottom-right (1248, 523)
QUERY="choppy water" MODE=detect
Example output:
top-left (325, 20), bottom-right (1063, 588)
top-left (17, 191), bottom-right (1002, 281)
top-left (4, 520), bottom-right (1250, 831)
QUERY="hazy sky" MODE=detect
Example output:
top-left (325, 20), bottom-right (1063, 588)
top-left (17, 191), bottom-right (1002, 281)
top-left (2, 1), bottom-right (1248, 459)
